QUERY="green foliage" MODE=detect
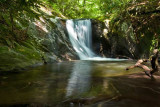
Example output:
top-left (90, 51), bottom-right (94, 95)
top-left (42, 0), bottom-right (132, 20)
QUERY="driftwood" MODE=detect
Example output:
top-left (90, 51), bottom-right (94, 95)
top-left (126, 49), bottom-right (159, 77)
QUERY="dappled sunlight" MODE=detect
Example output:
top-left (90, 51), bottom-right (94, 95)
top-left (92, 61), bottom-right (140, 77)
top-left (34, 19), bottom-right (49, 33)
top-left (40, 6), bottom-right (52, 16)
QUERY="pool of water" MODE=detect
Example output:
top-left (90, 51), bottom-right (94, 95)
top-left (0, 60), bottom-right (160, 107)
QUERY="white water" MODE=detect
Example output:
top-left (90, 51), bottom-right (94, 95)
top-left (66, 19), bottom-right (126, 61)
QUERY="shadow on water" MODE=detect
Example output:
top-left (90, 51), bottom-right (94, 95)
top-left (0, 60), bottom-right (160, 107)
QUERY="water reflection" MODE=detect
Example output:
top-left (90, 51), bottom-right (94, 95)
top-left (0, 61), bottom-right (159, 106)
top-left (66, 61), bottom-right (91, 97)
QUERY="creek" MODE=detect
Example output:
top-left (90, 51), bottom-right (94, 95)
top-left (1, 61), bottom-right (160, 106)
top-left (0, 60), bottom-right (153, 106)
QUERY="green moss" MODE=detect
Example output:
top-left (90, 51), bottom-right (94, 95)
top-left (0, 44), bottom-right (43, 72)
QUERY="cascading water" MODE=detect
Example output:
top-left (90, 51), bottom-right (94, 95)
top-left (66, 19), bottom-right (95, 60)
top-left (66, 19), bottom-right (126, 61)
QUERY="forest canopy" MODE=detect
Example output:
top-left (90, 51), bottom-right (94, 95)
top-left (44, 0), bottom-right (132, 20)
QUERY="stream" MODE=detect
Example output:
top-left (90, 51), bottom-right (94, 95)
top-left (0, 60), bottom-right (160, 106)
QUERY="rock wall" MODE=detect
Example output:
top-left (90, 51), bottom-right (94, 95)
top-left (91, 20), bottom-right (111, 57)
top-left (40, 18), bottom-right (78, 62)
top-left (108, 0), bottom-right (160, 59)
top-left (92, 0), bottom-right (160, 59)
top-left (0, 16), bottom-right (78, 72)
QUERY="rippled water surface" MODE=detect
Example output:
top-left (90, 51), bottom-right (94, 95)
top-left (0, 60), bottom-right (160, 107)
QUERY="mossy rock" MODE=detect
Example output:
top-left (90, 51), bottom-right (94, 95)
top-left (0, 45), bottom-right (43, 72)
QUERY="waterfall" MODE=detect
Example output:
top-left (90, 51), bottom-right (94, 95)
top-left (66, 19), bottom-right (95, 60)
top-left (66, 19), bottom-right (126, 61)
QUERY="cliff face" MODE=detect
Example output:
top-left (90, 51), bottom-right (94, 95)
top-left (0, 8), bottom-right (77, 72)
top-left (40, 18), bottom-right (78, 62)
top-left (91, 20), bottom-right (111, 57)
